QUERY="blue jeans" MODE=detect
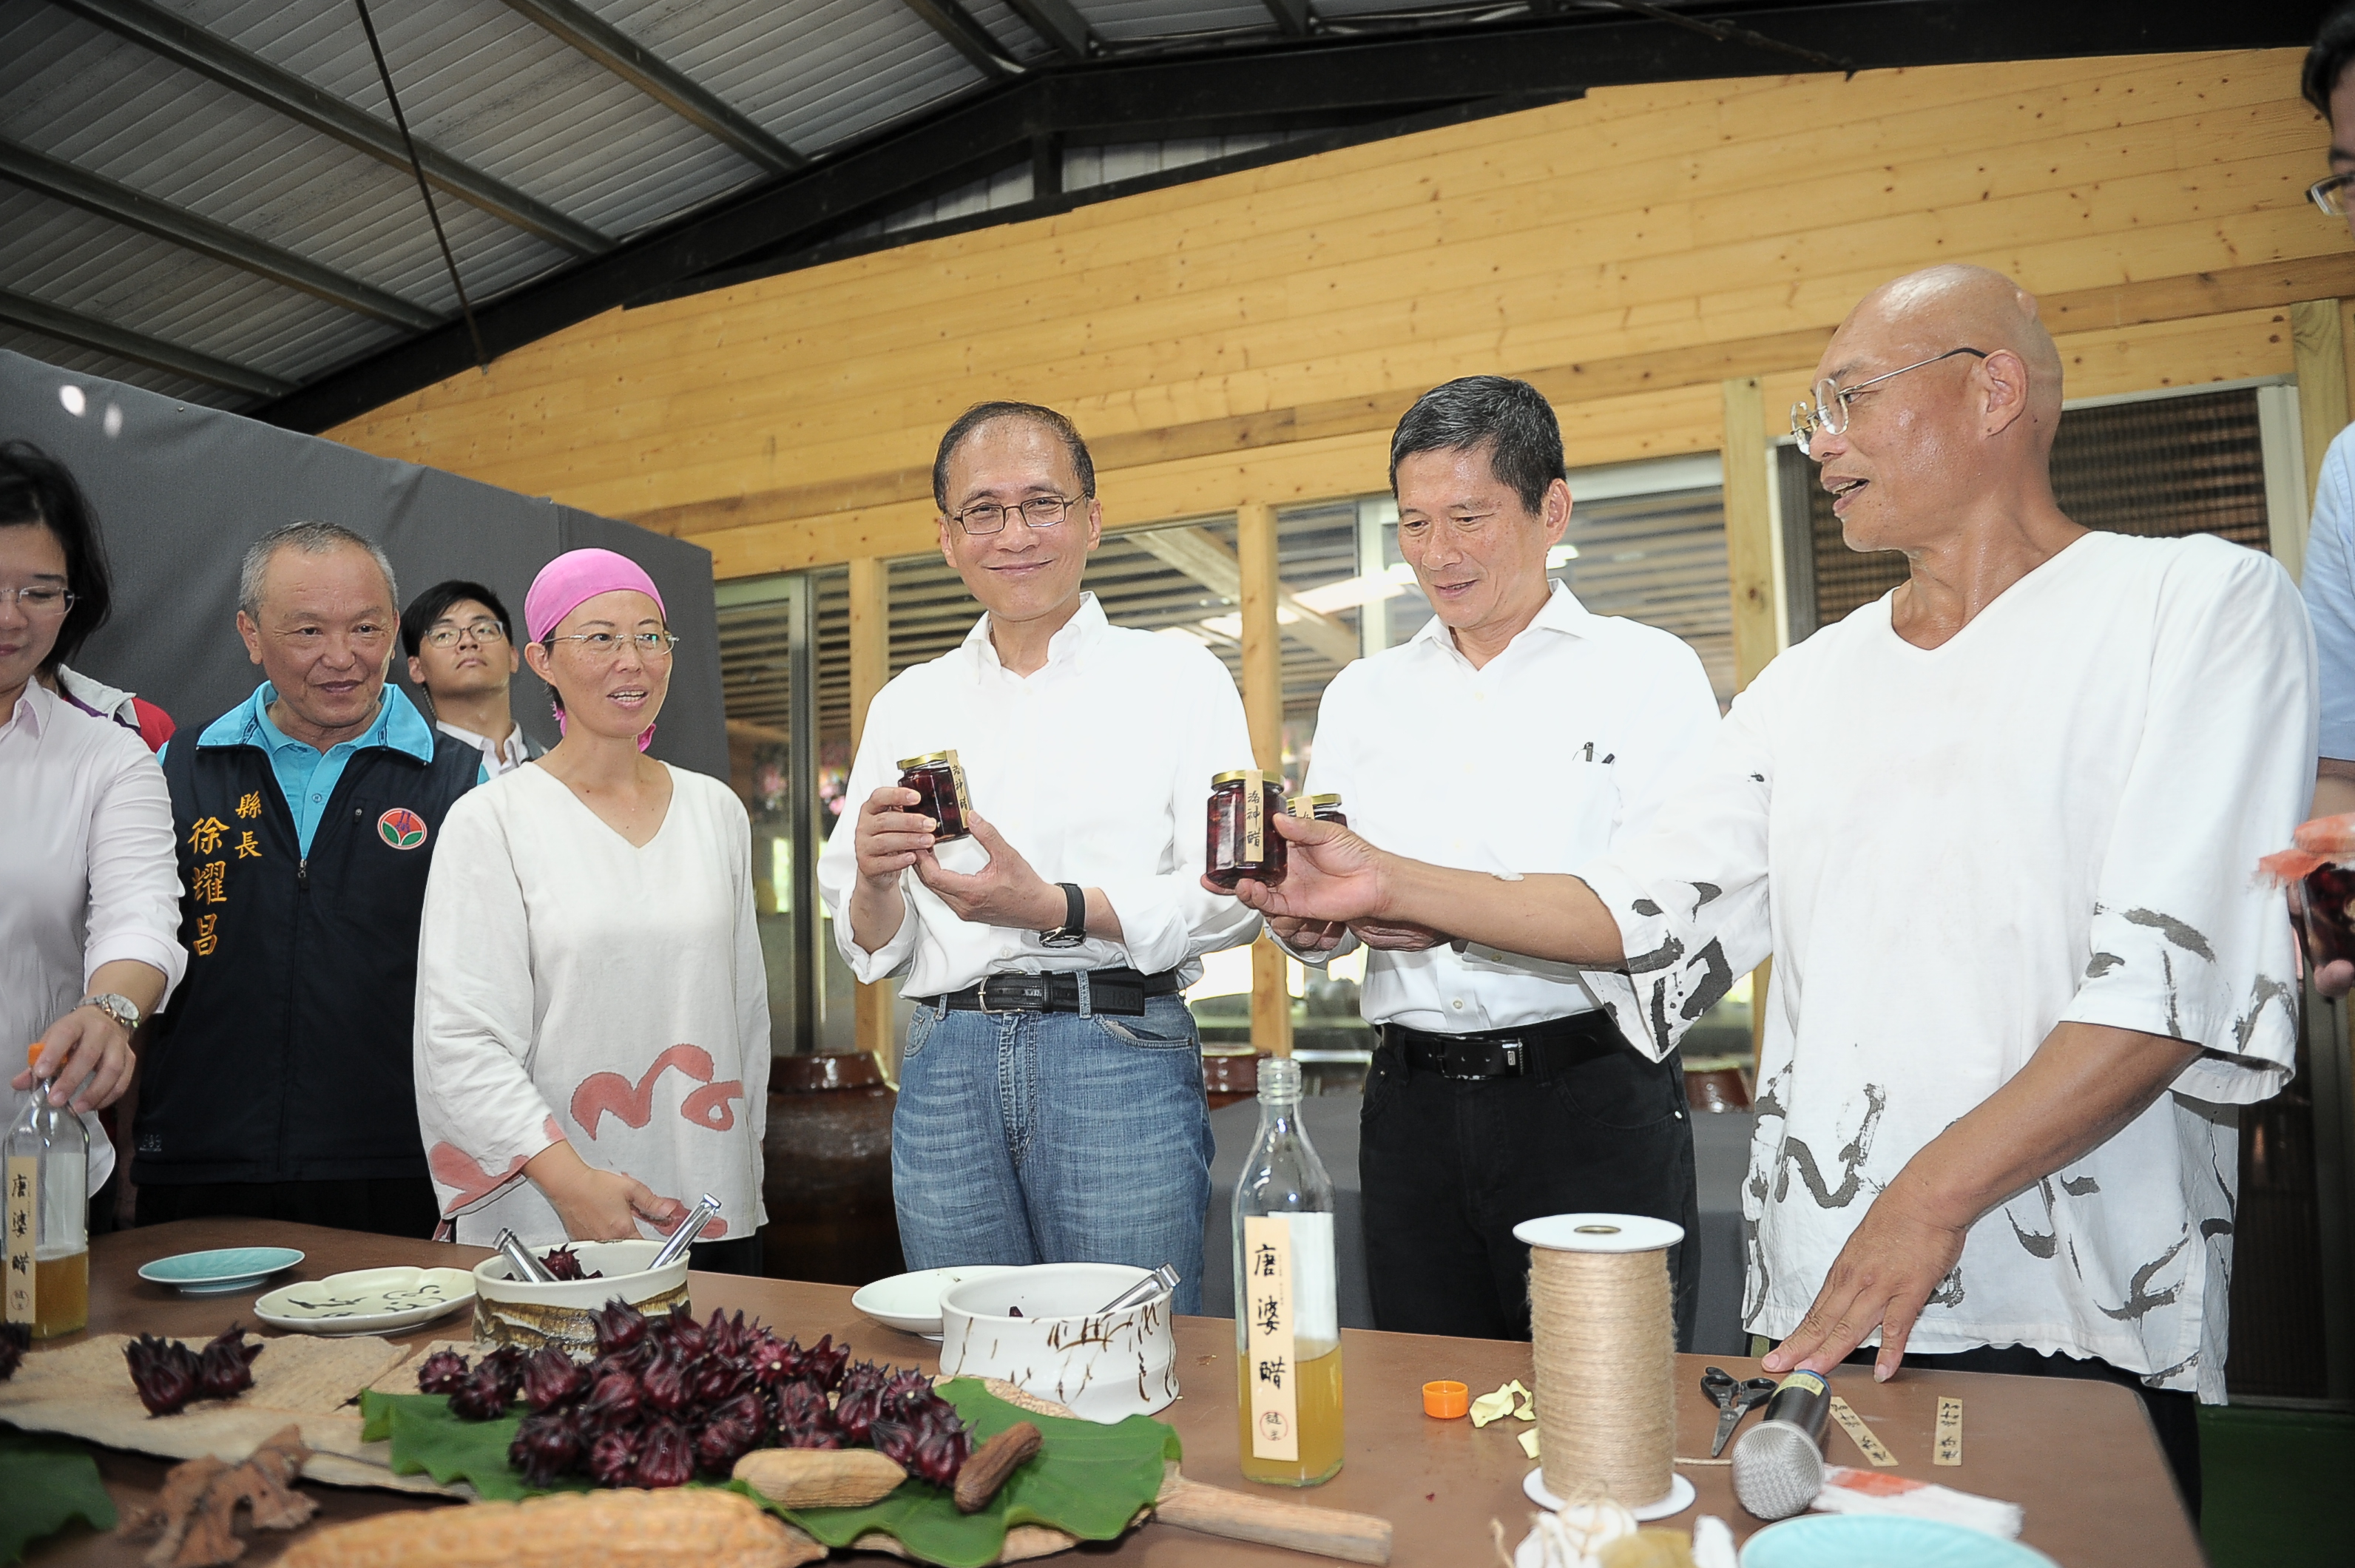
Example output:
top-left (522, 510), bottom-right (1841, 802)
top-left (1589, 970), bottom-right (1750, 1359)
top-left (892, 991), bottom-right (1212, 1314)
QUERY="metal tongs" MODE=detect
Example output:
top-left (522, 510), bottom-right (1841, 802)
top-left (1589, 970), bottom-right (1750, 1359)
top-left (1095, 1263), bottom-right (1181, 1314)
top-left (649, 1194), bottom-right (724, 1271)
top-left (496, 1228), bottom-right (557, 1283)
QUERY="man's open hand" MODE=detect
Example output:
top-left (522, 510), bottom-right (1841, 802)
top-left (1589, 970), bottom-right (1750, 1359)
top-left (914, 812), bottom-right (1064, 930)
top-left (1761, 1174), bottom-right (1970, 1381)
top-left (1205, 813), bottom-right (1391, 925)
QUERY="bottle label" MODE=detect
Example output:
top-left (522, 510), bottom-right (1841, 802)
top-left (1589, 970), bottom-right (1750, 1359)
top-left (4, 1155), bottom-right (34, 1323)
top-left (1243, 1214), bottom-right (1298, 1461)
top-left (943, 749), bottom-right (973, 818)
top-left (1242, 771), bottom-right (1265, 866)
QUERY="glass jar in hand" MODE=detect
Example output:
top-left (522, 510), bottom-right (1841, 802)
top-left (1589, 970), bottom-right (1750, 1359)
top-left (1285, 793), bottom-right (1345, 828)
top-left (896, 751), bottom-right (975, 842)
top-left (1207, 768), bottom-right (1288, 890)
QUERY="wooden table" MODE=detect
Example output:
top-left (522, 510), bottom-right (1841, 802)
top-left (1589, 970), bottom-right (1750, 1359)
top-left (17, 1220), bottom-right (2200, 1567)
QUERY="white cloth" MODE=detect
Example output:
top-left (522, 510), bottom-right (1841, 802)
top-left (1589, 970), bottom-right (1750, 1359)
top-left (1291, 581), bottom-right (1720, 1035)
top-left (0, 683), bottom-right (182, 1194)
top-left (436, 718), bottom-right (533, 776)
top-left (1579, 532), bottom-right (2313, 1400)
top-left (413, 763), bottom-right (771, 1246)
top-left (817, 593), bottom-right (1261, 993)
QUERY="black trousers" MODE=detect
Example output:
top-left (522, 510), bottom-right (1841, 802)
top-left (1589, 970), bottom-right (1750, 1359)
top-left (1848, 1342), bottom-right (2201, 1521)
top-left (687, 1234), bottom-right (765, 1278)
top-left (1360, 1034), bottom-right (1700, 1345)
top-left (137, 1177), bottom-right (441, 1240)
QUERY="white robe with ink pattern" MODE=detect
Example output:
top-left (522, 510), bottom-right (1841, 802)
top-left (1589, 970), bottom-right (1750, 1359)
top-left (1581, 531), bottom-right (2314, 1399)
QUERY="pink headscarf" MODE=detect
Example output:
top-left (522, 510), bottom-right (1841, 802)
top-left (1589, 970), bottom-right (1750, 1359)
top-left (525, 548), bottom-right (669, 751)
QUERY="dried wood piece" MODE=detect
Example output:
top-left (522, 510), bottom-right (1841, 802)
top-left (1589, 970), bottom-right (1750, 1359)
top-left (731, 1446), bottom-right (907, 1507)
top-left (953, 1422), bottom-right (1042, 1514)
top-left (277, 1488), bottom-right (825, 1568)
top-left (124, 1427), bottom-right (319, 1568)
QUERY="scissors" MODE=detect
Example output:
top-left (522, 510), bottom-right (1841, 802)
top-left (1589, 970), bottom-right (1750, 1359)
top-left (1702, 1365), bottom-right (1777, 1456)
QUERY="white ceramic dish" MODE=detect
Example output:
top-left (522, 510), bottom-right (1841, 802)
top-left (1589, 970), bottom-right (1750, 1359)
top-left (470, 1239), bottom-right (689, 1354)
top-left (852, 1265), bottom-right (1021, 1340)
top-left (938, 1263), bottom-right (1178, 1424)
top-left (136, 1246), bottom-right (305, 1297)
top-left (254, 1266), bottom-right (476, 1336)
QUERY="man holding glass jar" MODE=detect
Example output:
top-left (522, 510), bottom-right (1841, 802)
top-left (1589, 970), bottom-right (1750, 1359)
top-left (1264, 376), bottom-right (1721, 1343)
top-left (815, 402), bottom-right (1260, 1312)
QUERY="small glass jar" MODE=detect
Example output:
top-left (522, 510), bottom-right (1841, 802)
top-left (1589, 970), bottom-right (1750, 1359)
top-left (1285, 793), bottom-right (1346, 828)
top-left (1206, 768), bottom-right (1288, 891)
top-left (896, 750), bottom-right (974, 842)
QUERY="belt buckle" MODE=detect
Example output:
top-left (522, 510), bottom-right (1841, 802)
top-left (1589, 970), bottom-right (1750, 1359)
top-left (976, 976), bottom-right (1006, 1015)
top-left (1499, 1038), bottom-right (1525, 1075)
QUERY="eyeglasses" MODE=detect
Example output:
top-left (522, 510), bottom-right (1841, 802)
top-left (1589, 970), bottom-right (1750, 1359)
top-left (2311, 172), bottom-right (2355, 218)
top-left (1789, 347), bottom-right (1990, 457)
top-left (0, 585), bottom-right (72, 616)
top-left (949, 494), bottom-right (1081, 535)
top-left (422, 618), bottom-right (507, 649)
top-left (547, 630), bottom-right (680, 658)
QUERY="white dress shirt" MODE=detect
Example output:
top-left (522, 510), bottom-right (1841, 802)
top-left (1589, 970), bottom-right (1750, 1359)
top-left (1295, 581), bottom-right (1720, 1034)
top-left (817, 593), bottom-right (1262, 995)
top-left (436, 718), bottom-right (532, 776)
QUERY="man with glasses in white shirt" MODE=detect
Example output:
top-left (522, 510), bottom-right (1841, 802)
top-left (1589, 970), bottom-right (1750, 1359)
top-left (401, 580), bottom-right (542, 777)
top-left (1266, 376), bottom-right (1722, 1342)
top-left (815, 401), bottom-right (1260, 1311)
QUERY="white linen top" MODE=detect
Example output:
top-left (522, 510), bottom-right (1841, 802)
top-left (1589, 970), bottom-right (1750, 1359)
top-left (1291, 581), bottom-right (1720, 1034)
top-left (413, 763), bottom-right (771, 1246)
top-left (0, 682), bottom-right (183, 1192)
top-left (816, 593), bottom-right (1262, 994)
top-left (1579, 532), bottom-right (2313, 1399)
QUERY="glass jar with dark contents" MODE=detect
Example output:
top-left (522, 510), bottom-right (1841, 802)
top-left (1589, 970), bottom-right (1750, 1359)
top-left (896, 750), bottom-right (974, 842)
top-left (1285, 792), bottom-right (1346, 828)
top-left (1206, 768), bottom-right (1288, 890)
top-left (2295, 865), bottom-right (2355, 969)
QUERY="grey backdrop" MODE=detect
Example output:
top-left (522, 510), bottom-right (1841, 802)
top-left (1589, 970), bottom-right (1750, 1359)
top-left (1, 350), bottom-right (724, 777)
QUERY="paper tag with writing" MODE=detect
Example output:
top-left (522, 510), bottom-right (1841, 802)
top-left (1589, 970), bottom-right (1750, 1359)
top-left (4, 1155), bottom-right (36, 1324)
top-left (1243, 1214), bottom-right (1298, 1461)
top-left (1934, 1396), bottom-right (1963, 1466)
top-left (943, 749), bottom-right (973, 817)
top-left (1828, 1396), bottom-right (1899, 1466)
top-left (1242, 771), bottom-right (1265, 865)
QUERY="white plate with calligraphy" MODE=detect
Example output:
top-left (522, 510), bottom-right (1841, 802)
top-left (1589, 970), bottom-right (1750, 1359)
top-left (254, 1266), bottom-right (477, 1336)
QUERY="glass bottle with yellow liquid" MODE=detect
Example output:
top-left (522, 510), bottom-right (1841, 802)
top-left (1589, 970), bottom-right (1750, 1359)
top-left (1232, 1055), bottom-right (1342, 1486)
top-left (5, 1044), bottom-right (90, 1339)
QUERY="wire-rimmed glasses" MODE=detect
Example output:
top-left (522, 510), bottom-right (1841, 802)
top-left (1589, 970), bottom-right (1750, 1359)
top-left (949, 494), bottom-right (1081, 535)
top-left (422, 618), bottom-right (507, 649)
top-left (0, 585), bottom-right (73, 616)
top-left (1788, 346), bottom-right (1990, 457)
top-left (2311, 172), bottom-right (2355, 218)
top-left (546, 630), bottom-right (680, 658)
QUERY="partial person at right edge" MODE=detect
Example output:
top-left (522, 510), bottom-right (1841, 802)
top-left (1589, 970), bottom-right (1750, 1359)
top-left (1267, 377), bottom-right (1718, 1345)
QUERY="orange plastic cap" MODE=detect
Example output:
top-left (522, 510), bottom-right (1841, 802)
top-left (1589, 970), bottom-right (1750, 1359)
top-left (1422, 1380), bottom-right (1470, 1419)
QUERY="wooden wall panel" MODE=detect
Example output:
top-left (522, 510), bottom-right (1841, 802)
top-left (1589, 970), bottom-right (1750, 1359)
top-left (328, 50), bottom-right (2336, 578)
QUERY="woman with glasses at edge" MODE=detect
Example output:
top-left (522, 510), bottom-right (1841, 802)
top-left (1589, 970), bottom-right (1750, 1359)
top-left (411, 549), bottom-right (771, 1275)
top-left (0, 442), bottom-right (184, 1227)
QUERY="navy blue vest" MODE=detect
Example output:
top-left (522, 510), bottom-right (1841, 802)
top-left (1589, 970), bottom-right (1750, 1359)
top-left (138, 722), bottom-right (479, 1185)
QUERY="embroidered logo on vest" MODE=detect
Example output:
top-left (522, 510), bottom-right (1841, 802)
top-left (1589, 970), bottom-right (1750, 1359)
top-left (377, 807), bottom-right (429, 851)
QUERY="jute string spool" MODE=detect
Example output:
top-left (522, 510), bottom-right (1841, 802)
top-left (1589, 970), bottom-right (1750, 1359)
top-left (1514, 1213), bottom-right (1683, 1511)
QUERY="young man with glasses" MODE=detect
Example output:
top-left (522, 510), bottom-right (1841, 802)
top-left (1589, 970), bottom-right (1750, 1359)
top-left (401, 581), bottom-right (541, 776)
top-left (815, 401), bottom-right (1260, 1312)
top-left (1223, 266), bottom-right (2311, 1513)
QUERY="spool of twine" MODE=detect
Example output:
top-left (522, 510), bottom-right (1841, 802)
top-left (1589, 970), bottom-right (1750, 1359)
top-left (1526, 1221), bottom-right (1677, 1509)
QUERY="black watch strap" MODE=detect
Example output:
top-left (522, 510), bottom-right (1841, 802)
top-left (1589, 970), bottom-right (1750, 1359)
top-left (1040, 882), bottom-right (1087, 947)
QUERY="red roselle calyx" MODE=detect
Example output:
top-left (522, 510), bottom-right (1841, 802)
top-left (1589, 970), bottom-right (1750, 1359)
top-left (510, 1408), bottom-right (585, 1489)
top-left (195, 1325), bottom-right (262, 1401)
top-left (592, 1300), bottom-right (649, 1358)
top-left (449, 1362), bottom-right (514, 1421)
top-left (415, 1349), bottom-right (468, 1395)
top-left (581, 1369), bottom-right (642, 1430)
top-left (125, 1334), bottom-right (200, 1416)
top-left (541, 1246), bottom-right (601, 1282)
top-left (586, 1427), bottom-right (641, 1487)
top-left (523, 1346), bottom-right (588, 1411)
top-left (632, 1417), bottom-right (695, 1488)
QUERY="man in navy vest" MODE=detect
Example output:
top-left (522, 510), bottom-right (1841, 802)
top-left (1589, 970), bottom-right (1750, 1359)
top-left (137, 521), bottom-right (482, 1237)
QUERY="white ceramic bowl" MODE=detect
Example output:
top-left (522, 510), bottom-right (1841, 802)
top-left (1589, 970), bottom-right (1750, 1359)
top-left (469, 1240), bottom-right (688, 1354)
top-left (853, 1265), bottom-right (1021, 1339)
top-left (937, 1263), bottom-right (1178, 1423)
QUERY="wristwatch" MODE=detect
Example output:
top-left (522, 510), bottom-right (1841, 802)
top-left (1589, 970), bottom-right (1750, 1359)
top-left (78, 993), bottom-right (142, 1033)
top-left (1039, 882), bottom-right (1087, 949)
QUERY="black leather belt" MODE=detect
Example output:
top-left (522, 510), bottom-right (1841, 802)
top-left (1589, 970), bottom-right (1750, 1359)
top-left (1379, 1013), bottom-right (1622, 1079)
top-left (923, 967), bottom-right (1185, 1018)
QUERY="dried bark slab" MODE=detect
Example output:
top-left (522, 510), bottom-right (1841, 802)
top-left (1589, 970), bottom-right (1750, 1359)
top-left (277, 1487), bottom-right (825, 1568)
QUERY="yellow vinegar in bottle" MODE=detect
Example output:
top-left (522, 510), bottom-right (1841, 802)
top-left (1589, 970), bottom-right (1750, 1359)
top-left (1231, 1057), bottom-right (1344, 1486)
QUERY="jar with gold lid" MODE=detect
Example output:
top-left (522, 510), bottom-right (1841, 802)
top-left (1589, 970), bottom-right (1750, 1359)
top-left (1206, 768), bottom-right (1288, 890)
top-left (1285, 792), bottom-right (1346, 828)
top-left (896, 750), bottom-right (974, 842)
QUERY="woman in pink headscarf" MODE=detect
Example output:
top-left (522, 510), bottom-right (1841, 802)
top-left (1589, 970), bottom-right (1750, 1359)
top-left (410, 550), bottom-right (770, 1274)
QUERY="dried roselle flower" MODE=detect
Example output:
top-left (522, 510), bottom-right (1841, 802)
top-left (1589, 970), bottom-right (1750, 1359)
top-left (879, 1367), bottom-right (934, 1419)
top-left (522, 1346), bottom-right (587, 1411)
top-left (482, 1344), bottom-right (529, 1402)
top-left (415, 1349), bottom-right (469, 1395)
top-left (662, 1307), bottom-right (708, 1359)
top-left (579, 1369), bottom-right (641, 1431)
top-left (586, 1426), bottom-right (641, 1487)
top-left (772, 1379), bottom-right (835, 1434)
top-left (834, 1363), bottom-right (888, 1442)
top-left (873, 1402), bottom-right (972, 1487)
top-left (689, 1354), bottom-right (743, 1408)
top-left (510, 1408), bottom-right (585, 1489)
top-left (910, 1419), bottom-right (972, 1487)
top-left (777, 1419), bottom-right (846, 1450)
top-left (747, 1334), bottom-right (801, 1387)
top-left (693, 1394), bottom-right (764, 1476)
top-left (706, 1309), bottom-right (749, 1359)
top-left (592, 1299), bottom-right (647, 1358)
top-left (801, 1334), bottom-right (849, 1390)
top-left (126, 1334), bottom-right (200, 1416)
top-left (195, 1326), bottom-right (260, 1401)
top-left (632, 1417), bottom-right (694, 1488)
top-left (449, 1361), bottom-right (513, 1421)
top-left (540, 1245), bottom-right (601, 1282)
top-left (0, 1322), bottom-right (28, 1380)
top-left (641, 1350), bottom-right (689, 1415)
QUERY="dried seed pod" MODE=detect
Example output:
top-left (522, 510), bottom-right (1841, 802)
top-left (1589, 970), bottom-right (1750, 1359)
top-left (523, 1346), bottom-right (588, 1411)
top-left (415, 1349), bottom-right (469, 1396)
top-left (734, 1447), bottom-right (910, 1508)
top-left (633, 1418), bottom-right (695, 1489)
top-left (953, 1422), bottom-right (1042, 1513)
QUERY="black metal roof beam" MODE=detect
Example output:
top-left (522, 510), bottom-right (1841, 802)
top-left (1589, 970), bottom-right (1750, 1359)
top-left (252, 0), bottom-right (2325, 434)
top-left (898, 0), bottom-right (1018, 80)
top-left (1003, 0), bottom-right (1095, 61)
top-left (496, 0), bottom-right (803, 173)
top-left (53, 0), bottom-right (610, 255)
top-left (0, 137), bottom-right (442, 332)
top-left (1262, 0), bottom-right (1314, 39)
top-left (0, 288), bottom-right (296, 397)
